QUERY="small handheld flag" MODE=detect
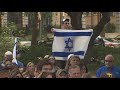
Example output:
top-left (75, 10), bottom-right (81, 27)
top-left (12, 37), bottom-right (18, 65)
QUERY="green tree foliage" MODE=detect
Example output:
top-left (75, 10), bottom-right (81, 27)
top-left (19, 44), bottom-right (52, 66)
top-left (0, 23), bottom-right (17, 60)
top-left (85, 45), bottom-right (120, 72)
top-left (28, 12), bottom-right (34, 32)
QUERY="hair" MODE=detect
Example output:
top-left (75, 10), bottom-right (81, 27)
top-left (36, 59), bottom-right (53, 71)
top-left (27, 62), bottom-right (34, 67)
top-left (48, 55), bottom-right (58, 66)
top-left (105, 54), bottom-right (114, 61)
top-left (80, 64), bottom-right (88, 73)
top-left (65, 55), bottom-right (82, 71)
top-left (68, 65), bottom-right (80, 74)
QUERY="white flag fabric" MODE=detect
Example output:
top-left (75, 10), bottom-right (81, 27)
top-left (52, 28), bottom-right (93, 61)
top-left (12, 37), bottom-right (18, 65)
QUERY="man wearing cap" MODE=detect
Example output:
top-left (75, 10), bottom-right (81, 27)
top-left (61, 18), bottom-right (71, 29)
top-left (0, 51), bottom-right (24, 71)
top-left (0, 51), bottom-right (13, 70)
top-left (51, 18), bottom-right (72, 69)
top-left (51, 18), bottom-right (71, 32)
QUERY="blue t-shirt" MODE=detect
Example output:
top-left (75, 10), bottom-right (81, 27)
top-left (96, 66), bottom-right (120, 78)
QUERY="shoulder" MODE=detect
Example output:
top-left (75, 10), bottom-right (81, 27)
top-left (113, 66), bottom-right (120, 71)
top-left (97, 66), bottom-right (106, 71)
top-left (17, 60), bottom-right (23, 64)
top-left (13, 60), bottom-right (23, 68)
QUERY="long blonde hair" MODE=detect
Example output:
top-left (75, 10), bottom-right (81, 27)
top-left (65, 55), bottom-right (82, 71)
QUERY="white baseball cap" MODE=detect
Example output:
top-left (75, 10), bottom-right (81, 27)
top-left (62, 18), bottom-right (69, 22)
top-left (44, 55), bottom-right (50, 59)
top-left (67, 54), bottom-right (74, 60)
top-left (5, 51), bottom-right (12, 55)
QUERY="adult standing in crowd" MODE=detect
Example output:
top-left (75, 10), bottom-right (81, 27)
top-left (36, 59), bottom-right (53, 78)
top-left (96, 54), bottom-right (120, 78)
top-left (68, 65), bottom-right (81, 78)
top-left (0, 51), bottom-right (24, 71)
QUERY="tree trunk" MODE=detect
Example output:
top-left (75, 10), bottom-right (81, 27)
top-left (66, 12), bottom-right (83, 30)
top-left (66, 12), bottom-right (110, 60)
top-left (31, 12), bottom-right (39, 46)
top-left (85, 12), bottom-right (110, 60)
top-left (17, 12), bottom-right (22, 31)
top-left (28, 12), bottom-right (34, 31)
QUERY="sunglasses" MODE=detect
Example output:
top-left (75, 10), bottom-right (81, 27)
top-left (65, 23), bottom-right (69, 24)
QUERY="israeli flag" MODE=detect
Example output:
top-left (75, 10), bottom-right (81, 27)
top-left (52, 28), bottom-right (93, 61)
top-left (12, 37), bottom-right (18, 65)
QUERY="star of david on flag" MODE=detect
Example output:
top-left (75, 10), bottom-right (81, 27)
top-left (52, 28), bottom-right (93, 61)
top-left (65, 38), bottom-right (73, 51)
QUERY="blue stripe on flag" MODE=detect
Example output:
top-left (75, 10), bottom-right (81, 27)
top-left (52, 51), bottom-right (85, 57)
top-left (54, 32), bottom-right (92, 37)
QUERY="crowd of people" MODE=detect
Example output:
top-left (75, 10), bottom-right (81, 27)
top-left (0, 18), bottom-right (120, 78)
top-left (0, 50), bottom-right (89, 78)
top-left (0, 50), bottom-right (120, 78)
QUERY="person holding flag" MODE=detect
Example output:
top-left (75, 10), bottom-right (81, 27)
top-left (51, 18), bottom-right (72, 69)
top-left (0, 51), bottom-right (13, 70)
top-left (52, 18), bottom-right (93, 69)
top-left (0, 37), bottom-right (24, 72)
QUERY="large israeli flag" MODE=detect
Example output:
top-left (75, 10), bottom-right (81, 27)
top-left (52, 28), bottom-right (93, 61)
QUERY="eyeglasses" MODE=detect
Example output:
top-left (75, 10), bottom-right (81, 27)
top-left (65, 23), bottom-right (69, 24)
top-left (105, 60), bottom-right (112, 62)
